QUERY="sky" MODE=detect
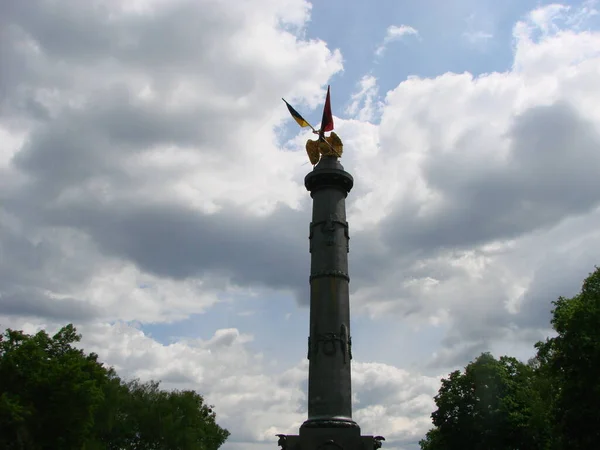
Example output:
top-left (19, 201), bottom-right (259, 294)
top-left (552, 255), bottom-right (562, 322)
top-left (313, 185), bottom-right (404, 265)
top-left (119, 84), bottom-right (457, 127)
top-left (1, 0), bottom-right (600, 448)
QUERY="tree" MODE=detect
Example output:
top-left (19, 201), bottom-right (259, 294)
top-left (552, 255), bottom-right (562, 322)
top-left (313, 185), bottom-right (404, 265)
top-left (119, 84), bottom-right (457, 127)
top-left (534, 267), bottom-right (600, 449)
top-left (91, 378), bottom-right (230, 450)
top-left (0, 324), bottom-right (230, 450)
top-left (420, 266), bottom-right (600, 449)
top-left (0, 325), bottom-right (108, 449)
top-left (419, 427), bottom-right (447, 450)
top-left (421, 353), bottom-right (550, 450)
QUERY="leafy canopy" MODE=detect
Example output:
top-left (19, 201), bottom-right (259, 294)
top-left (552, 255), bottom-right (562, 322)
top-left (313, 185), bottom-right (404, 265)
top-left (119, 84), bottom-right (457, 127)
top-left (0, 324), bottom-right (230, 450)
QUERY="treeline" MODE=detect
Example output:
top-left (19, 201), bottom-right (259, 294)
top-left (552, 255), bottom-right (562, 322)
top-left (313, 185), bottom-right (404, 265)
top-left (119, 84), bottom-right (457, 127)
top-left (420, 267), bottom-right (600, 450)
top-left (0, 324), bottom-right (230, 450)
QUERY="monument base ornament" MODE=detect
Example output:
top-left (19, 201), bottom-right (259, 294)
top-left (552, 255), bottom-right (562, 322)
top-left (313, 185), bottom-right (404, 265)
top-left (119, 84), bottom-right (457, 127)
top-left (277, 87), bottom-right (384, 449)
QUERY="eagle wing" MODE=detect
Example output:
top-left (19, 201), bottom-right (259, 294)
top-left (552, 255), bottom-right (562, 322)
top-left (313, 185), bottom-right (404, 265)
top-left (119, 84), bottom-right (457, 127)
top-left (306, 139), bottom-right (321, 165)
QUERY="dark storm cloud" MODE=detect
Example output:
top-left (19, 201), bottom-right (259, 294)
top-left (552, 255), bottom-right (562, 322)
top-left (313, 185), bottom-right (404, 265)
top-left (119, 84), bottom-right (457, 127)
top-left (0, 77), bottom-right (322, 320)
top-left (2, 102), bottom-right (388, 314)
top-left (10, 87), bottom-right (227, 179)
top-left (0, 82), bottom-right (341, 315)
top-left (381, 101), bottom-right (600, 254)
top-left (0, 290), bottom-right (100, 322)
top-left (346, 100), bottom-right (600, 368)
top-left (2, 88), bottom-right (313, 301)
top-left (0, 218), bottom-right (102, 321)
top-left (2, 80), bottom-right (262, 225)
top-left (2, 0), bottom-right (113, 61)
top-left (0, 0), bottom-right (338, 322)
top-left (0, 0), bottom-right (304, 123)
top-left (161, 369), bottom-right (196, 385)
top-left (425, 341), bottom-right (491, 371)
top-left (8, 197), bottom-right (311, 303)
top-left (1, 0), bottom-right (238, 68)
top-left (516, 242), bottom-right (600, 329)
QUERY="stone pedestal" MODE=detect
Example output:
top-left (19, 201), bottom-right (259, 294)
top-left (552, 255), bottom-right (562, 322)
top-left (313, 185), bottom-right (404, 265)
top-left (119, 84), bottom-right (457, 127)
top-left (279, 424), bottom-right (384, 450)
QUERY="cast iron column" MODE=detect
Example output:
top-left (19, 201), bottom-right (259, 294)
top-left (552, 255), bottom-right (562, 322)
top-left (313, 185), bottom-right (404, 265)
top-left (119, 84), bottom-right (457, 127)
top-left (303, 155), bottom-right (354, 426)
top-left (275, 155), bottom-right (384, 450)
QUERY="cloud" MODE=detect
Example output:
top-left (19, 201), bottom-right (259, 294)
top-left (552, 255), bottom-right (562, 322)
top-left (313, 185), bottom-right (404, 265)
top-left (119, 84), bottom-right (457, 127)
top-left (375, 25), bottom-right (419, 57)
top-left (77, 322), bottom-right (305, 444)
top-left (346, 75), bottom-right (380, 122)
top-left (342, 3), bottom-right (600, 368)
top-left (462, 12), bottom-right (494, 47)
top-left (514, 0), bottom-right (598, 42)
top-left (2, 1), bottom-right (600, 449)
top-left (352, 362), bottom-right (441, 446)
top-left (0, 320), bottom-right (436, 449)
top-left (463, 30), bottom-right (494, 45)
top-left (0, 0), bottom-right (341, 323)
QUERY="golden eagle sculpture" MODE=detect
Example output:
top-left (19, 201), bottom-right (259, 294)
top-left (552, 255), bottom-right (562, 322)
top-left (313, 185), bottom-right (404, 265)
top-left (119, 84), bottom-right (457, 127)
top-left (305, 131), bottom-right (343, 165)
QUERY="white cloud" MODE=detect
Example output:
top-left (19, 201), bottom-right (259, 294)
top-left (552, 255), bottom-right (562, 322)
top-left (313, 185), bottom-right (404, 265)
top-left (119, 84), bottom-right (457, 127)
top-left (462, 12), bottom-right (494, 47)
top-left (463, 30), bottom-right (494, 45)
top-left (375, 25), bottom-right (419, 57)
top-left (346, 75), bottom-right (380, 122)
top-left (514, 1), bottom-right (598, 43)
top-left (352, 362), bottom-right (441, 444)
top-left (77, 322), bottom-right (305, 444)
top-left (68, 322), bottom-right (439, 449)
top-left (344, 3), bottom-right (600, 369)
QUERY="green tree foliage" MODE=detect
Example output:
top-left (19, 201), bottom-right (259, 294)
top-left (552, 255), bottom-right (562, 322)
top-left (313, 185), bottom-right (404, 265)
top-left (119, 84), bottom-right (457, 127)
top-left (534, 267), bottom-right (600, 449)
top-left (0, 325), bottom-right (108, 449)
top-left (421, 267), bottom-right (600, 450)
top-left (419, 427), bottom-right (446, 450)
top-left (0, 324), bottom-right (230, 450)
top-left (90, 379), bottom-right (230, 450)
top-left (420, 353), bottom-right (550, 450)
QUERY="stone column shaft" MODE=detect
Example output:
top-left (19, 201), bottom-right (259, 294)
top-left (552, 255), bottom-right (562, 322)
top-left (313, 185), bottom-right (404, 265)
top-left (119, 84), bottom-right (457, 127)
top-left (304, 156), bottom-right (354, 426)
top-left (275, 155), bottom-right (383, 450)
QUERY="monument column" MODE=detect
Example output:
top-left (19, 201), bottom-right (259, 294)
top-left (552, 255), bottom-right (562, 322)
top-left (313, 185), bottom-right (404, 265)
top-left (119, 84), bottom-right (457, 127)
top-left (303, 155), bottom-right (354, 425)
top-left (276, 90), bottom-right (383, 450)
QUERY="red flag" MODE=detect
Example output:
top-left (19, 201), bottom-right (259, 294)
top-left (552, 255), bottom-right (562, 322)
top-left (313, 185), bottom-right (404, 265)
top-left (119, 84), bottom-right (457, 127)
top-left (320, 85), bottom-right (334, 134)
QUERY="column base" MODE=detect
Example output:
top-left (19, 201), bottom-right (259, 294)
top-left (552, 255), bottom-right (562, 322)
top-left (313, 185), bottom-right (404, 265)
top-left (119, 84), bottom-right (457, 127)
top-left (301, 416), bottom-right (359, 429)
top-left (276, 425), bottom-right (384, 450)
